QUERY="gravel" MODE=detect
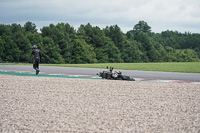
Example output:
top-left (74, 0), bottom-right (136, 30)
top-left (0, 74), bottom-right (200, 132)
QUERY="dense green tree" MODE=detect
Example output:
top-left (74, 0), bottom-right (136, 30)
top-left (104, 25), bottom-right (124, 51)
top-left (103, 37), bottom-right (123, 63)
top-left (41, 23), bottom-right (76, 63)
top-left (175, 49), bottom-right (199, 62)
top-left (95, 48), bottom-right (109, 63)
top-left (0, 36), bottom-right (5, 61)
top-left (133, 21), bottom-right (151, 33)
top-left (27, 32), bottom-right (43, 46)
top-left (54, 23), bottom-right (76, 63)
top-left (77, 23), bottom-right (104, 48)
top-left (0, 21), bottom-right (199, 63)
top-left (165, 46), bottom-right (175, 62)
top-left (149, 34), bottom-right (167, 62)
top-left (161, 30), bottom-right (181, 49)
top-left (1, 35), bottom-right (20, 62)
top-left (24, 21), bottom-right (37, 33)
top-left (71, 39), bottom-right (97, 63)
top-left (77, 24), bottom-right (122, 63)
top-left (133, 31), bottom-right (152, 62)
top-left (11, 24), bottom-right (32, 62)
top-left (121, 39), bottom-right (142, 62)
top-left (0, 24), bottom-right (11, 36)
top-left (194, 47), bottom-right (200, 59)
top-left (42, 37), bottom-right (64, 64)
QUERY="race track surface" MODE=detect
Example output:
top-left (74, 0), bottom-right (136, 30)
top-left (0, 65), bottom-right (200, 81)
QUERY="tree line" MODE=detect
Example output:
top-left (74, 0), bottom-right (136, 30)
top-left (0, 21), bottom-right (199, 64)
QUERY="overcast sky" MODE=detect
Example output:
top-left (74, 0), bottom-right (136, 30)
top-left (0, 0), bottom-right (199, 33)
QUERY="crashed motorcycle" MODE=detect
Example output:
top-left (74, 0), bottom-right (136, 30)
top-left (97, 66), bottom-right (135, 81)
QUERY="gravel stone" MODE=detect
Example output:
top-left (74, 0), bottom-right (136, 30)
top-left (0, 75), bottom-right (200, 132)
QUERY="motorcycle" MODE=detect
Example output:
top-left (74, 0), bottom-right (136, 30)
top-left (97, 66), bottom-right (135, 81)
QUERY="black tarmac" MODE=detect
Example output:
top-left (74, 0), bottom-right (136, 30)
top-left (0, 65), bottom-right (200, 81)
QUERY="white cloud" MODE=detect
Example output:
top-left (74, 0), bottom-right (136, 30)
top-left (0, 0), bottom-right (200, 33)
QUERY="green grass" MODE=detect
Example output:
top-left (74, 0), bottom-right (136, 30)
top-left (1, 62), bottom-right (200, 73)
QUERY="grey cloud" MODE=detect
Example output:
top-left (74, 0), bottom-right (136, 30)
top-left (0, 0), bottom-right (199, 33)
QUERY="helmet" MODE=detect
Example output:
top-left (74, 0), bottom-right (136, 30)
top-left (32, 45), bottom-right (37, 49)
top-left (112, 71), bottom-right (118, 78)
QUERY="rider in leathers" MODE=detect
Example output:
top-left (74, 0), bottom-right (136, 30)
top-left (31, 45), bottom-right (41, 73)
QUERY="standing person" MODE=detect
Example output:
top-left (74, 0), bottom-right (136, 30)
top-left (31, 45), bottom-right (41, 75)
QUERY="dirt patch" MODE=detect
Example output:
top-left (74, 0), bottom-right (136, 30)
top-left (0, 75), bottom-right (200, 132)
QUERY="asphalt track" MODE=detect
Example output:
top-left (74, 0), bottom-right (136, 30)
top-left (0, 65), bottom-right (200, 82)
